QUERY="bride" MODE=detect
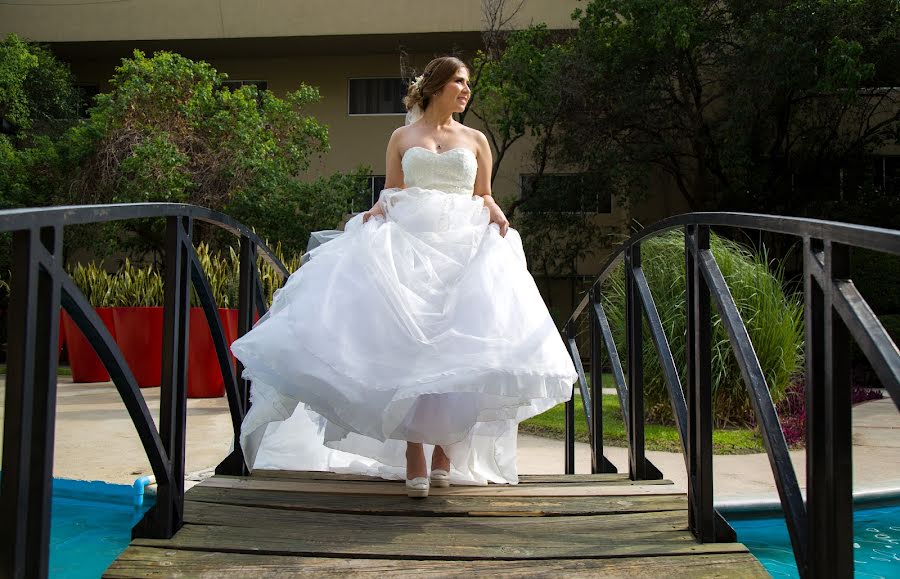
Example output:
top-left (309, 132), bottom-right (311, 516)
top-left (231, 56), bottom-right (578, 498)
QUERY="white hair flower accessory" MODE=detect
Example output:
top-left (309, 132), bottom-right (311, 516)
top-left (412, 74), bottom-right (425, 90)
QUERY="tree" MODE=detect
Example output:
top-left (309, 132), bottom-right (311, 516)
top-left (554, 0), bottom-right (900, 216)
top-left (0, 34), bottom-right (79, 210)
top-left (56, 49), bottom-right (362, 257)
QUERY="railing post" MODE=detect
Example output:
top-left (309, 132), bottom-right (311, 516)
top-left (686, 225), bottom-right (715, 541)
top-left (625, 243), bottom-right (648, 480)
top-left (564, 323), bottom-right (576, 474)
top-left (0, 226), bottom-right (62, 579)
top-left (805, 238), bottom-right (853, 578)
top-left (156, 215), bottom-right (192, 537)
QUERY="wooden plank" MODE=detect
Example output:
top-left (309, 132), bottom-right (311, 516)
top-left (181, 500), bottom-right (690, 535)
top-left (201, 476), bottom-right (683, 497)
top-left (186, 485), bottom-right (688, 517)
top-left (106, 546), bottom-right (770, 578)
top-left (132, 523), bottom-right (750, 560)
top-left (249, 470), bottom-right (668, 486)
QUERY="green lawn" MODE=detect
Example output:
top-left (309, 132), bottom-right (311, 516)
top-left (0, 364), bottom-right (72, 377)
top-left (521, 392), bottom-right (765, 455)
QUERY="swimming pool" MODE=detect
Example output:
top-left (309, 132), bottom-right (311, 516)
top-left (50, 479), bottom-right (155, 578)
top-left (725, 502), bottom-right (900, 578)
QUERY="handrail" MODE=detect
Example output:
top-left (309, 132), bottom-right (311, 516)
top-left (0, 203), bottom-right (291, 579)
top-left (560, 212), bottom-right (900, 579)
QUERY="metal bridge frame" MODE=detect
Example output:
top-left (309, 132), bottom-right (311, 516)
top-left (0, 206), bottom-right (897, 578)
top-left (561, 212), bottom-right (899, 579)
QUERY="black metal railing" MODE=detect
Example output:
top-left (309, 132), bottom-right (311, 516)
top-left (561, 212), bottom-right (900, 579)
top-left (0, 203), bottom-right (288, 579)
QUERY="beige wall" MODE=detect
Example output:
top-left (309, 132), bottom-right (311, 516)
top-left (0, 0), bottom-right (583, 42)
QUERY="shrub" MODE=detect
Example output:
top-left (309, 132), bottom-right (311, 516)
top-left (227, 166), bottom-right (371, 257)
top-left (601, 230), bottom-right (804, 427)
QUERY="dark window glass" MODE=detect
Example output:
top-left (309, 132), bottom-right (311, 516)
top-left (348, 78), bottom-right (405, 115)
top-left (519, 173), bottom-right (612, 213)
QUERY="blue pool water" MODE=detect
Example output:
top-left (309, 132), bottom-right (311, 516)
top-left (50, 479), bottom-right (154, 578)
top-left (726, 503), bottom-right (900, 578)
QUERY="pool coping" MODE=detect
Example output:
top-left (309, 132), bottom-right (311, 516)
top-left (716, 481), bottom-right (900, 514)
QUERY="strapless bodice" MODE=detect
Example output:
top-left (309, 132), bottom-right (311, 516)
top-left (401, 147), bottom-right (478, 195)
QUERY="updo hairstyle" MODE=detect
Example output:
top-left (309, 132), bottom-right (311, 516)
top-left (403, 56), bottom-right (468, 112)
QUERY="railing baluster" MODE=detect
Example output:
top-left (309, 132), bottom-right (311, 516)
top-left (157, 215), bottom-right (192, 536)
top-left (564, 323), bottom-right (576, 474)
top-left (0, 226), bottom-right (62, 579)
top-left (805, 239), bottom-right (853, 578)
top-left (589, 289), bottom-right (617, 473)
top-left (625, 244), bottom-right (648, 480)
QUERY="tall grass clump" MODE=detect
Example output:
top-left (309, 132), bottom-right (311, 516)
top-left (601, 230), bottom-right (803, 427)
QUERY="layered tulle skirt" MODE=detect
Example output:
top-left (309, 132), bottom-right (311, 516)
top-left (232, 186), bottom-right (578, 484)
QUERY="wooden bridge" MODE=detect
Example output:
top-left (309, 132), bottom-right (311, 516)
top-left (105, 470), bottom-right (766, 577)
top-left (2, 205), bottom-right (898, 578)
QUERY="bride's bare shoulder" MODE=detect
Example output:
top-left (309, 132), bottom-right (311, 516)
top-left (459, 124), bottom-right (488, 145)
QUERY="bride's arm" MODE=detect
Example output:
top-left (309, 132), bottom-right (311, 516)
top-left (473, 131), bottom-right (509, 237)
top-left (364, 128), bottom-right (405, 223)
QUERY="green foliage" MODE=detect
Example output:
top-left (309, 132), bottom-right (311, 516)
top-left (66, 49), bottom-right (329, 212)
top-left (513, 0), bottom-right (900, 217)
top-left (69, 239), bottom-right (306, 311)
top-left (109, 259), bottom-right (165, 307)
top-left (851, 249), bottom-right (900, 315)
top-left (0, 34), bottom-right (38, 129)
top-left (192, 242), bottom-right (240, 308)
top-left (601, 231), bottom-right (804, 427)
top-left (520, 390), bottom-right (766, 454)
top-left (472, 25), bottom-right (626, 274)
top-left (0, 35), bottom-right (77, 214)
top-left (69, 262), bottom-right (116, 307)
top-left (227, 166), bottom-right (370, 256)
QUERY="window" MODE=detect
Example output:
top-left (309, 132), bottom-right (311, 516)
top-left (519, 174), bottom-right (613, 213)
top-left (348, 78), bottom-right (405, 115)
top-left (74, 83), bottom-right (100, 118)
top-left (792, 155), bottom-right (899, 199)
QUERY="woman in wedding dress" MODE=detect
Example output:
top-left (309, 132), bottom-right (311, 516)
top-left (231, 56), bottom-right (578, 498)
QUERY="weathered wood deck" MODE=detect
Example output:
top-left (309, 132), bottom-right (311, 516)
top-left (105, 471), bottom-right (768, 577)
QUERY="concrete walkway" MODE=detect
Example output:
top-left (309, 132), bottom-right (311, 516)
top-left (1, 377), bottom-right (898, 501)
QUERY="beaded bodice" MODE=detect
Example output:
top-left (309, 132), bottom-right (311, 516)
top-left (401, 147), bottom-right (478, 195)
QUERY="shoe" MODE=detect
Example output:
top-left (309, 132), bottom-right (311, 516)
top-left (430, 469), bottom-right (450, 488)
top-left (406, 477), bottom-right (429, 498)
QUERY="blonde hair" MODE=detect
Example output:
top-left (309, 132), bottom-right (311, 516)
top-left (403, 56), bottom-right (468, 113)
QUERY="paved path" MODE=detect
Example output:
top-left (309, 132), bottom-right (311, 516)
top-left (1, 377), bottom-right (897, 500)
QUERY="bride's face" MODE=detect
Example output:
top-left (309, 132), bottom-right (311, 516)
top-left (434, 67), bottom-right (471, 113)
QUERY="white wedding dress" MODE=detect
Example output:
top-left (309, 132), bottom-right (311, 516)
top-left (231, 146), bottom-right (578, 485)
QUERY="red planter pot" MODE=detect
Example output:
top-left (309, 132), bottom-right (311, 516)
top-left (187, 307), bottom-right (241, 398)
top-left (61, 308), bottom-right (117, 383)
top-left (112, 307), bottom-right (163, 388)
top-left (197, 308), bottom-right (261, 396)
top-left (58, 315), bottom-right (66, 359)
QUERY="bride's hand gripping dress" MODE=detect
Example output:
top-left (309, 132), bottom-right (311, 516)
top-left (231, 145), bottom-right (578, 485)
